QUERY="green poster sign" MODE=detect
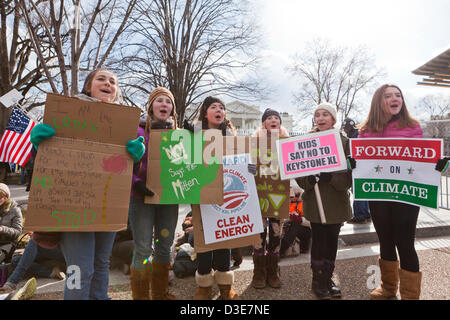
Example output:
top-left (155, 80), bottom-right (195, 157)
top-left (354, 178), bottom-right (438, 208)
top-left (152, 129), bottom-right (222, 204)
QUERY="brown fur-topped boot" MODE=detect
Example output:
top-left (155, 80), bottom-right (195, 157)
top-left (266, 254), bottom-right (281, 288)
top-left (370, 258), bottom-right (399, 300)
top-left (193, 270), bottom-right (214, 300)
top-left (215, 270), bottom-right (240, 300)
top-left (399, 268), bottom-right (422, 300)
top-left (251, 254), bottom-right (267, 289)
top-left (151, 261), bottom-right (176, 300)
top-left (130, 264), bottom-right (151, 300)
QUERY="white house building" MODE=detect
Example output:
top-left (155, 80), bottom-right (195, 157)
top-left (184, 100), bottom-right (298, 136)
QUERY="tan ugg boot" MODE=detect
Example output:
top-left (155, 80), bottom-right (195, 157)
top-left (399, 268), bottom-right (422, 300)
top-left (130, 265), bottom-right (151, 300)
top-left (215, 270), bottom-right (240, 300)
top-left (266, 254), bottom-right (281, 288)
top-left (151, 261), bottom-right (176, 300)
top-left (370, 258), bottom-right (399, 300)
top-left (251, 255), bottom-right (267, 289)
top-left (193, 270), bottom-right (214, 300)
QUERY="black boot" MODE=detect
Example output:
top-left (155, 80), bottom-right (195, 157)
top-left (324, 260), bottom-right (341, 298)
top-left (311, 262), bottom-right (331, 300)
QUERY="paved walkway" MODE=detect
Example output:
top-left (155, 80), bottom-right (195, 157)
top-left (6, 184), bottom-right (450, 300)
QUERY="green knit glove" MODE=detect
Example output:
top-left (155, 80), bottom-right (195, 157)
top-left (126, 136), bottom-right (145, 162)
top-left (30, 123), bottom-right (56, 150)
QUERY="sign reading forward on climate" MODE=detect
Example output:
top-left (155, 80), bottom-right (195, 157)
top-left (350, 138), bottom-right (443, 209)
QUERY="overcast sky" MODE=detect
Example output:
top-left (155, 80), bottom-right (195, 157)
top-left (247, 0), bottom-right (450, 129)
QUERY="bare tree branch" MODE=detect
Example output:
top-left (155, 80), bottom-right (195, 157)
top-left (288, 38), bottom-right (385, 122)
top-left (114, 0), bottom-right (266, 126)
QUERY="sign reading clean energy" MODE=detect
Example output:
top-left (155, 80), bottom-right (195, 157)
top-left (350, 138), bottom-right (443, 209)
top-left (200, 154), bottom-right (264, 244)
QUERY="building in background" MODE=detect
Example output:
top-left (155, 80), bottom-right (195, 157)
top-left (412, 48), bottom-right (450, 155)
top-left (421, 114), bottom-right (450, 155)
top-left (185, 100), bottom-right (300, 136)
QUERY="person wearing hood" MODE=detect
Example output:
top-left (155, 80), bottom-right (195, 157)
top-left (0, 183), bottom-right (22, 264)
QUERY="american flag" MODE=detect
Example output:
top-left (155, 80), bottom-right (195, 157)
top-left (0, 107), bottom-right (36, 166)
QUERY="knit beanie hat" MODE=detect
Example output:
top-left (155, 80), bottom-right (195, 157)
top-left (262, 108), bottom-right (282, 124)
top-left (314, 102), bottom-right (337, 121)
top-left (0, 183), bottom-right (10, 198)
top-left (201, 96), bottom-right (225, 113)
top-left (148, 87), bottom-right (176, 115)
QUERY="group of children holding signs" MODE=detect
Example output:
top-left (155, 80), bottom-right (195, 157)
top-left (9, 68), bottom-right (449, 300)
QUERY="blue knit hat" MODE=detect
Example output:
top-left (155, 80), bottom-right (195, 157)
top-left (262, 108), bottom-right (282, 124)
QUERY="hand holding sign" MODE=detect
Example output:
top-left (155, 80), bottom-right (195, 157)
top-left (435, 157), bottom-right (449, 173)
top-left (30, 123), bottom-right (56, 149)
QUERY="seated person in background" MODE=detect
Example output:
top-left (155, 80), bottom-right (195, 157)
top-left (280, 187), bottom-right (311, 258)
top-left (173, 212), bottom-right (242, 278)
top-left (110, 223), bottom-right (134, 275)
top-left (0, 183), bottom-right (22, 264)
top-left (173, 212), bottom-right (197, 278)
top-left (0, 233), bottom-right (66, 294)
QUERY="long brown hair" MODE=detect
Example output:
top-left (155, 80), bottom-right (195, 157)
top-left (360, 84), bottom-right (418, 133)
top-left (81, 68), bottom-right (122, 103)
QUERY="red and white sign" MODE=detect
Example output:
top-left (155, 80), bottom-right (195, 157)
top-left (200, 154), bottom-right (264, 244)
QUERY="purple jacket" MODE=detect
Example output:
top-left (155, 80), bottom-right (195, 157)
top-left (358, 119), bottom-right (423, 138)
top-left (130, 121), bottom-right (175, 200)
top-left (130, 124), bottom-right (149, 200)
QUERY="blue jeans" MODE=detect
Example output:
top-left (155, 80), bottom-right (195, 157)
top-left (128, 197), bottom-right (178, 270)
top-left (353, 200), bottom-right (370, 220)
top-left (60, 232), bottom-right (116, 300)
top-left (8, 238), bottom-right (65, 285)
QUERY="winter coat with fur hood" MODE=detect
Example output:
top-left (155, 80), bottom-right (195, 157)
top-left (0, 201), bottom-right (23, 242)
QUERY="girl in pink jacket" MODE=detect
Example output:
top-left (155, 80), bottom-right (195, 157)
top-left (358, 84), bottom-right (423, 300)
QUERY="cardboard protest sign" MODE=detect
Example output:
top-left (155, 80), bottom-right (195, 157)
top-left (26, 93), bottom-right (140, 232)
top-left (193, 136), bottom-right (262, 253)
top-left (146, 129), bottom-right (223, 204)
top-left (277, 129), bottom-right (347, 180)
top-left (252, 137), bottom-right (290, 219)
top-left (350, 138), bottom-right (443, 209)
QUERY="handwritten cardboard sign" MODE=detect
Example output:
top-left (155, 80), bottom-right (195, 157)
top-left (252, 137), bottom-right (290, 219)
top-left (277, 129), bottom-right (347, 180)
top-left (350, 138), bottom-right (443, 209)
top-left (146, 129), bottom-right (223, 204)
top-left (25, 93), bottom-right (140, 232)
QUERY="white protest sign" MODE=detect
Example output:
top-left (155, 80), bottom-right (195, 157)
top-left (351, 138), bottom-right (443, 209)
top-left (0, 89), bottom-right (23, 108)
top-left (200, 153), bottom-right (264, 244)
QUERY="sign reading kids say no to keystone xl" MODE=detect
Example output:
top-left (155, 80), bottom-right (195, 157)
top-left (350, 138), bottom-right (443, 209)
